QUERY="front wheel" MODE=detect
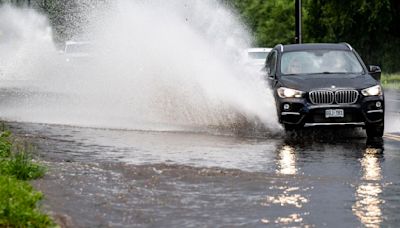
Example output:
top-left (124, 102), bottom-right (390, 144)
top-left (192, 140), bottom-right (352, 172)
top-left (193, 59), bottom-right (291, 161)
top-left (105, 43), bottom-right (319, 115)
top-left (284, 124), bottom-right (302, 131)
top-left (366, 122), bottom-right (384, 138)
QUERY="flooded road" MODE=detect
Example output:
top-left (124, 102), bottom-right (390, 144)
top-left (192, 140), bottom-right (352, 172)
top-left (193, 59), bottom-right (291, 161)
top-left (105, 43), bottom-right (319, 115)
top-left (6, 121), bottom-right (400, 227)
top-left (1, 2), bottom-right (400, 227)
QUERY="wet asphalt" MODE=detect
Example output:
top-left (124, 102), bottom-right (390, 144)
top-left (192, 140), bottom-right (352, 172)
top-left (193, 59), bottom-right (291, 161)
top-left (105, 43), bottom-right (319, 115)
top-left (5, 112), bottom-right (400, 227)
top-left (0, 89), bottom-right (398, 227)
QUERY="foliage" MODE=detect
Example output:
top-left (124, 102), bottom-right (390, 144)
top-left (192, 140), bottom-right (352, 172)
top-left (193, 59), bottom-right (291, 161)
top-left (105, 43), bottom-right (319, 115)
top-left (0, 176), bottom-right (54, 227)
top-left (0, 151), bottom-right (46, 180)
top-left (0, 131), bottom-right (46, 180)
top-left (226, 0), bottom-right (400, 73)
top-left (2, 0), bottom-right (400, 72)
top-left (382, 73), bottom-right (400, 90)
top-left (0, 131), bottom-right (12, 158)
top-left (34, 0), bottom-right (89, 43)
top-left (305, 0), bottom-right (400, 72)
top-left (224, 0), bottom-right (298, 46)
top-left (0, 0), bottom-right (31, 6)
top-left (0, 131), bottom-right (53, 227)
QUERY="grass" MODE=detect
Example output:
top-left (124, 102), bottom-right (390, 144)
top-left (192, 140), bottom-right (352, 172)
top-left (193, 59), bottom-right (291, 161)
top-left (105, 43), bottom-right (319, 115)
top-left (381, 73), bottom-right (400, 90)
top-left (0, 176), bottom-right (53, 227)
top-left (0, 130), bottom-right (55, 227)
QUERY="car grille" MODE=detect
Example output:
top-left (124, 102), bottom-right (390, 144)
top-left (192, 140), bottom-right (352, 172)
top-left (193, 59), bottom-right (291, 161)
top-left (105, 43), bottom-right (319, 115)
top-left (309, 90), bottom-right (334, 104)
top-left (309, 90), bottom-right (358, 104)
top-left (335, 90), bottom-right (359, 104)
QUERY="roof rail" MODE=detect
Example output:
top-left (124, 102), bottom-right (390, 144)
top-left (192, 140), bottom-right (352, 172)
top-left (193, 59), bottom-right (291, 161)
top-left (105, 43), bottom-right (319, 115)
top-left (340, 42), bottom-right (353, 51)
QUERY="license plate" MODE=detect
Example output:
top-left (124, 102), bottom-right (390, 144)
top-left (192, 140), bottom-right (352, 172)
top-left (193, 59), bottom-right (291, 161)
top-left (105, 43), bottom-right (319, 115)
top-left (325, 109), bottom-right (344, 118)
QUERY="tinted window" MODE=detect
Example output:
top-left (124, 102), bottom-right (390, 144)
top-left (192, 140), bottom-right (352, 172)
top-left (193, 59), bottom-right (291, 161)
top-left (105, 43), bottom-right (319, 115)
top-left (266, 51), bottom-right (277, 75)
top-left (281, 50), bottom-right (364, 75)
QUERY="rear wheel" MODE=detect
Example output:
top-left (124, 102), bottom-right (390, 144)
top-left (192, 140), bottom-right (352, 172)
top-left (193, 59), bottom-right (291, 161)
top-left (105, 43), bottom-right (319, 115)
top-left (366, 122), bottom-right (384, 138)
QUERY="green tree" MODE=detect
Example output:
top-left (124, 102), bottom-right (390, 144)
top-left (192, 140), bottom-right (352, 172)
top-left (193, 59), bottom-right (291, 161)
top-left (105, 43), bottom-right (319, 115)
top-left (228, 0), bottom-right (400, 72)
top-left (224, 0), bottom-right (299, 47)
top-left (305, 0), bottom-right (400, 72)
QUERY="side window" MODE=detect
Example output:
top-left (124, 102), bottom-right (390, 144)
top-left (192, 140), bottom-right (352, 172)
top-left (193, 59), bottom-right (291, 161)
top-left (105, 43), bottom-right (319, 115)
top-left (266, 51), bottom-right (277, 75)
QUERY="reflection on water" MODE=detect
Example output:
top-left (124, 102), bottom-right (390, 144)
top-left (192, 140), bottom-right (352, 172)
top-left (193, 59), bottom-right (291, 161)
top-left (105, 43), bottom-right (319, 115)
top-left (261, 213), bottom-right (308, 226)
top-left (362, 148), bottom-right (383, 181)
top-left (260, 144), bottom-right (309, 226)
top-left (263, 186), bottom-right (309, 208)
top-left (276, 145), bottom-right (297, 175)
top-left (352, 147), bottom-right (384, 228)
top-left (275, 213), bottom-right (304, 225)
top-left (261, 185), bottom-right (310, 226)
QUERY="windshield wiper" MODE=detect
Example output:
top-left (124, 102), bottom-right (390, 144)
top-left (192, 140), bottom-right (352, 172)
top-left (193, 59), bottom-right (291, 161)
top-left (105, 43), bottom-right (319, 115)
top-left (322, 71), bottom-right (348, 74)
top-left (308, 72), bottom-right (347, 75)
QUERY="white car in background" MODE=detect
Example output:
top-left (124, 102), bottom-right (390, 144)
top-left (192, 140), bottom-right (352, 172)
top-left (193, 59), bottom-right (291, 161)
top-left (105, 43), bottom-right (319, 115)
top-left (63, 41), bottom-right (93, 64)
top-left (245, 47), bottom-right (272, 70)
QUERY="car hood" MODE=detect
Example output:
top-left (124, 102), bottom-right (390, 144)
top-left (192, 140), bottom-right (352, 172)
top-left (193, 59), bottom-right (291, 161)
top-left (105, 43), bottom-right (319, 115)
top-left (278, 73), bottom-right (378, 91)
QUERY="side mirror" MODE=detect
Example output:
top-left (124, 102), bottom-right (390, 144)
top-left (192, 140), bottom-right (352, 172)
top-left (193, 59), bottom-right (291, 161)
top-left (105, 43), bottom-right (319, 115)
top-left (265, 67), bottom-right (275, 79)
top-left (368, 65), bottom-right (381, 81)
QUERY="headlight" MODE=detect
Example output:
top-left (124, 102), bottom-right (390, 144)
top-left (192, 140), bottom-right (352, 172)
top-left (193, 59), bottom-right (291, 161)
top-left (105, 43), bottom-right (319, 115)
top-left (361, 85), bottom-right (382, 96)
top-left (277, 87), bottom-right (304, 98)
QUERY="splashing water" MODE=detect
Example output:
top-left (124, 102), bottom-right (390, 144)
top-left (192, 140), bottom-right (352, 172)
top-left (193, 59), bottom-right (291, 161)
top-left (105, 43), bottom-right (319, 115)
top-left (0, 1), bottom-right (281, 134)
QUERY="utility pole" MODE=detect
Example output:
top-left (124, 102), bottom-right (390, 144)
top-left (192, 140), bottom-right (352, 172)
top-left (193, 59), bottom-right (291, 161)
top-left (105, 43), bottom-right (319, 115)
top-left (295, 0), bottom-right (302, 44)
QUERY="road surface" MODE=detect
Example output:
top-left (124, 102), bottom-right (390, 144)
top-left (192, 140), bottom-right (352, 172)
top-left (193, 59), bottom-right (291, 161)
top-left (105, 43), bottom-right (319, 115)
top-left (2, 89), bottom-right (400, 227)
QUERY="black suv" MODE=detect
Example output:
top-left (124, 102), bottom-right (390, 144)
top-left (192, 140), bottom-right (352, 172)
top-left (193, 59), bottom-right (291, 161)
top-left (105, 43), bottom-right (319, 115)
top-left (265, 43), bottom-right (384, 137)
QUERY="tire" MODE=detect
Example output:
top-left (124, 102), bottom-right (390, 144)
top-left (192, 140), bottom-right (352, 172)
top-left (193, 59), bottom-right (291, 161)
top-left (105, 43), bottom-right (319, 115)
top-left (284, 124), bottom-right (301, 131)
top-left (366, 122), bottom-right (384, 138)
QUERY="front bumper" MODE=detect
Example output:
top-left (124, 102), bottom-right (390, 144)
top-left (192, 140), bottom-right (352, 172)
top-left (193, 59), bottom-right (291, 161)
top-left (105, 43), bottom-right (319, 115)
top-left (278, 95), bottom-right (384, 127)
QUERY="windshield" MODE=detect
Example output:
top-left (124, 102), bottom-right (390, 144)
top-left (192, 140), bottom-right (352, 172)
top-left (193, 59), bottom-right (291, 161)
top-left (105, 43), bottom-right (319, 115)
top-left (281, 50), bottom-right (364, 75)
top-left (248, 51), bottom-right (269, 59)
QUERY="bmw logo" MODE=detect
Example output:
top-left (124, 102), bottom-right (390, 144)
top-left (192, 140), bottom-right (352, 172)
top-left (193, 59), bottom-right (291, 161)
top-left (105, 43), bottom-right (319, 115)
top-left (331, 85), bottom-right (336, 89)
